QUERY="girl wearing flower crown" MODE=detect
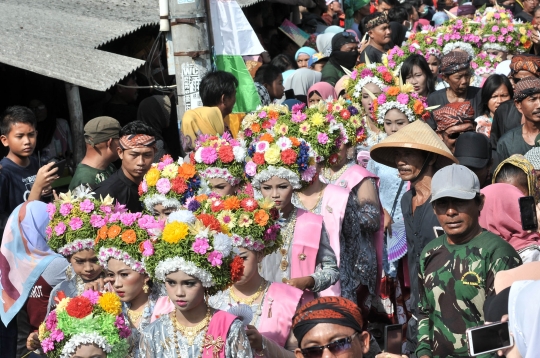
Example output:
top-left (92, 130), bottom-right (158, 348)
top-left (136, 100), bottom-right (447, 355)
top-left (244, 132), bottom-right (339, 298)
top-left (207, 194), bottom-right (302, 357)
top-left (139, 155), bottom-right (202, 220)
top-left (38, 290), bottom-right (131, 358)
top-left (94, 211), bottom-right (166, 358)
top-left (139, 205), bottom-right (252, 357)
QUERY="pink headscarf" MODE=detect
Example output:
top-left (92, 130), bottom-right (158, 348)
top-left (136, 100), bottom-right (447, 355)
top-left (480, 183), bottom-right (540, 251)
top-left (307, 82), bottom-right (338, 102)
top-left (335, 75), bottom-right (350, 97)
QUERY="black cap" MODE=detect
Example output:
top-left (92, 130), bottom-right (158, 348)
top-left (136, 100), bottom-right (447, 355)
top-left (454, 132), bottom-right (491, 169)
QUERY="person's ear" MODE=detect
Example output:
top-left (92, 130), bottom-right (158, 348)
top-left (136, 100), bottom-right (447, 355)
top-left (117, 146), bottom-right (124, 160)
top-left (515, 100), bottom-right (524, 115)
top-left (428, 153), bottom-right (437, 166)
top-left (220, 94), bottom-right (226, 105)
top-left (359, 331), bottom-right (370, 354)
top-left (294, 348), bottom-right (304, 358)
top-left (478, 193), bottom-right (486, 211)
top-left (0, 134), bottom-right (8, 147)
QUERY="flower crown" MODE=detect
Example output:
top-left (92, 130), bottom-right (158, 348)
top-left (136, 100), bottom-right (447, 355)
top-left (46, 186), bottom-right (119, 257)
top-left (94, 212), bottom-right (164, 275)
top-left (39, 291), bottom-right (130, 358)
top-left (192, 132), bottom-right (247, 186)
top-left (385, 45), bottom-right (442, 74)
top-left (472, 52), bottom-right (502, 77)
top-left (245, 132), bottom-right (317, 190)
top-left (346, 63), bottom-right (396, 100)
top-left (139, 155), bottom-right (201, 214)
top-left (239, 104), bottom-right (289, 148)
top-left (373, 85), bottom-right (430, 124)
top-left (142, 205), bottom-right (245, 295)
top-left (274, 101), bottom-right (341, 162)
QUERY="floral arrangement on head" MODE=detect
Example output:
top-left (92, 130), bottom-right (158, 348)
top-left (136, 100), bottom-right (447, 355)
top-left (472, 52), bottom-right (503, 77)
top-left (190, 194), bottom-right (282, 256)
top-left (273, 101), bottom-right (341, 162)
top-left (244, 131), bottom-right (317, 190)
top-left (371, 83), bottom-right (431, 124)
top-left (385, 45), bottom-right (443, 74)
top-left (139, 155), bottom-right (201, 214)
top-left (142, 204), bottom-right (247, 295)
top-left (46, 186), bottom-right (120, 257)
top-left (94, 211), bottom-right (163, 275)
top-left (238, 104), bottom-right (289, 148)
top-left (477, 8), bottom-right (533, 54)
top-left (38, 290), bottom-right (130, 358)
top-left (191, 132), bottom-right (247, 187)
top-left (345, 62), bottom-right (396, 101)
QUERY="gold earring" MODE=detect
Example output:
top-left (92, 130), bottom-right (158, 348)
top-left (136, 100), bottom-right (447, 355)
top-left (143, 283), bottom-right (149, 293)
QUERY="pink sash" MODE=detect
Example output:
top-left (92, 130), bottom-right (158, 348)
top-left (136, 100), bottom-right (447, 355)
top-left (203, 310), bottom-right (237, 358)
top-left (319, 184), bottom-right (349, 297)
top-left (258, 283), bottom-right (304, 347)
top-left (337, 164), bottom-right (384, 296)
top-left (151, 296), bottom-right (175, 323)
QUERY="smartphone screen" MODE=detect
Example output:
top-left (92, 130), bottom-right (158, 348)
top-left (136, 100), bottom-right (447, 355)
top-left (519, 196), bottom-right (538, 231)
top-left (467, 321), bottom-right (512, 356)
top-left (384, 324), bottom-right (402, 354)
top-left (49, 159), bottom-right (67, 175)
top-left (433, 226), bottom-right (445, 237)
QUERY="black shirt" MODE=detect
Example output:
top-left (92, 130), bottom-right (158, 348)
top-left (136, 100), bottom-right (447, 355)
top-left (93, 168), bottom-right (142, 213)
top-left (359, 45), bottom-right (384, 64)
top-left (491, 100), bottom-right (522, 163)
top-left (427, 87), bottom-right (482, 116)
top-left (496, 125), bottom-right (533, 166)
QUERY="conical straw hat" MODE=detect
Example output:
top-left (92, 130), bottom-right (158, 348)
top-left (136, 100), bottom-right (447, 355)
top-left (370, 120), bottom-right (458, 168)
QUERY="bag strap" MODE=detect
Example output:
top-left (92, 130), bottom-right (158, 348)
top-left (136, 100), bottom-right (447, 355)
top-left (390, 180), bottom-right (405, 219)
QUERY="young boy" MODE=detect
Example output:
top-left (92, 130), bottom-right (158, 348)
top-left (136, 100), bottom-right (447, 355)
top-left (0, 106), bottom-right (59, 235)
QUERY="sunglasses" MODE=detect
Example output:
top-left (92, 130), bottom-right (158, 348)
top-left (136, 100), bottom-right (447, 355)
top-left (300, 331), bottom-right (359, 358)
top-left (446, 129), bottom-right (475, 140)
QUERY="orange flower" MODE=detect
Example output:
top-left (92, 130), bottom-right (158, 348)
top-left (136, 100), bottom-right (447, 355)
top-left (268, 110), bottom-right (279, 120)
top-left (107, 225), bottom-right (121, 239)
top-left (98, 226), bottom-right (108, 239)
top-left (195, 194), bottom-right (208, 202)
top-left (386, 87), bottom-right (400, 96)
top-left (524, 40), bottom-right (532, 49)
top-left (121, 229), bottom-right (137, 244)
top-left (413, 100), bottom-right (425, 115)
top-left (289, 137), bottom-right (300, 147)
top-left (254, 210), bottom-right (269, 227)
top-left (223, 196), bottom-right (241, 210)
top-left (251, 123), bottom-right (261, 133)
top-left (178, 163), bottom-right (196, 179)
top-left (373, 100), bottom-right (378, 113)
top-left (259, 133), bottom-right (274, 143)
top-left (139, 241), bottom-right (145, 253)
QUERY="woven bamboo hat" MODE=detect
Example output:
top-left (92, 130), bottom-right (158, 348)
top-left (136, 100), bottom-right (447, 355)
top-left (370, 120), bottom-right (458, 168)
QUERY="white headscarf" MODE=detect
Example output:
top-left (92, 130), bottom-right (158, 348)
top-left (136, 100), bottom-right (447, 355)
top-left (509, 280), bottom-right (540, 358)
top-left (284, 68), bottom-right (322, 97)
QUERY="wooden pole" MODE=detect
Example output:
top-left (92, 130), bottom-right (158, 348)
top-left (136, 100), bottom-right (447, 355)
top-left (64, 82), bottom-right (85, 164)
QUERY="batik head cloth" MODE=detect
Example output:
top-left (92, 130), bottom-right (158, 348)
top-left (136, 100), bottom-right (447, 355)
top-left (514, 76), bottom-right (540, 102)
top-left (433, 101), bottom-right (475, 132)
top-left (440, 51), bottom-right (471, 75)
top-left (510, 55), bottom-right (540, 77)
top-left (365, 13), bottom-right (389, 31)
top-left (119, 134), bottom-right (156, 150)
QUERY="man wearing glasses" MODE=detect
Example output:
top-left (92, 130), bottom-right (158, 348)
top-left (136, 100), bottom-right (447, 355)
top-left (432, 101), bottom-right (476, 153)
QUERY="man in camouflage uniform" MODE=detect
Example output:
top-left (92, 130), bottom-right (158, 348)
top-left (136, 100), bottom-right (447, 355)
top-left (416, 164), bottom-right (522, 358)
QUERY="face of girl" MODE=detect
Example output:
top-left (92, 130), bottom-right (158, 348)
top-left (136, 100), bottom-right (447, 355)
top-left (235, 248), bottom-right (262, 286)
top-left (165, 270), bottom-right (206, 312)
top-left (69, 249), bottom-right (102, 282)
top-left (383, 109), bottom-right (409, 135)
top-left (361, 83), bottom-right (382, 119)
top-left (266, 74), bottom-right (284, 100)
top-left (406, 65), bottom-right (428, 97)
top-left (71, 343), bottom-right (106, 358)
top-left (107, 258), bottom-right (148, 303)
top-left (207, 177), bottom-right (237, 197)
top-left (427, 55), bottom-right (440, 77)
top-left (259, 176), bottom-right (294, 211)
top-left (153, 203), bottom-right (175, 221)
top-left (309, 92), bottom-right (323, 106)
top-left (297, 54), bottom-right (310, 68)
top-left (488, 84), bottom-right (511, 116)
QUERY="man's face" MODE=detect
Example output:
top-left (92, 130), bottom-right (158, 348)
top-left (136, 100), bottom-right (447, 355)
top-left (294, 323), bottom-right (370, 358)
top-left (443, 68), bottom-right (472, 96)
top-left (516, 93), bottom-right (540, 123)
top-left (438, 122), bottom-right (475, 153)
top-left (369, 23), bottom-right (392, 46)
top-left (433, 195), bottom-right (484, 240)
top-left (394, 148), bottom-right (429, 181)
top-left (376, 1), bottom-right (393, 13)
top-left (118, 146), bottom-right (154, 183)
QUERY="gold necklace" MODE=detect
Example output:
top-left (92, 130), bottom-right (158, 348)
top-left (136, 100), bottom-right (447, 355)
top-left (75, 275), bottom-right (85, 295)
top-left (279, 209), bottom-right (298, 278)
top-left (171, 308), bottom-right (212, 346)
top-left (297, 188), bottom-right (324, 213)
top-left (322, 165), bottom-right (348, 182)
top-left (230, 279), bottom-right (267, 305)
top-left (127, 303), bottom-right (147, 325)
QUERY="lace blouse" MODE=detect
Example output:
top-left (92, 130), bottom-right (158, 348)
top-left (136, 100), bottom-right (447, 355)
top-left (123, 288), bottom-right (161, 358)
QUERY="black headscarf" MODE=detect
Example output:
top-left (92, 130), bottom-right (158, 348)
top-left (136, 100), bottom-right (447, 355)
top-left (329, 32), bottom-right (359, 71)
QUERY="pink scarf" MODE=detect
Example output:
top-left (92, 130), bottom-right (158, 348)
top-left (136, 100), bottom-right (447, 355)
top-left (307, 82), bottom-right (337, 102)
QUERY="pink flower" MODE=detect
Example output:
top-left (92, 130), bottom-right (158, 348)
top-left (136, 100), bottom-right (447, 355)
top-left (350, 69), bottom-right (358, 80)
top-left (156, 178), bottom-right (171, 194)
top-left (59, 203), bottom-right (73, 216)
top-left (471, 62), bottom-right (479, 69)
top-left (201, 147), bottom-right (218, 164)
top-left (377, 93), bottom-right (387, 105)
top-left (507, 35), bottom-right (513, 43)
top-left (244, 129), bottom-right (253, 137)
top-left (90, 214), bottom-right (106, 228)
top-left (120, 213), bottom-right (137, 226)
top-left (485, 62), bottom-right (491, 68)
top-left (494, 12), bottom-right (501, 19)
top-left (245, 161), bottom-right (257, 177)
top-left (301, 165), bottom-right (317, 181)
top-left (82, 289), bottom-right (100, 304)
top-left (488, 35), bottom-right (496, 43)
top-left (113, 202), bottom-right (128, 214)
top-left (208, 250), bottom-right (223, 266)
top-left (192, 238), bottom-right (210, 254)
top-left (397, 93), bottom-right (409, 105)
top-left (436, 37), bottom-right (443, 46)
top-left (162, 155), bottom-right (174, 166)
top-left (54, 222), bottom-right (66, 236)
top-left (41, 338), bottom-right (54, 353)
top-left (100, 205), bottom-right (112, 214)
top-left (115, 315), bottom-right (131, 339)
top-left (46, 226), bottom-right (52, 238)
top-left (79, 199), bottom-right (94, 213)
top-left (377, 66), bottom-right (387, 73)
top-left (426, 37), bottom-right (433, 45)
top-left (69, 217), bottom-right (83, 231)
top-left (492, 25), bottom-right (499, 32)
top-left (141, 240), bottom-right (154, 257)
top-left (292, 103), bottom-right (305, 112)
top-left (388, 60), bottom-right (396, 68)
top-left (317, 132), bottom-right (329, 144)
top-left (140, 180), bottom-right (148, 193)
top-left (291, 112), bottom-right (307, 123)
top-left (255, 141), bottom-right (269, 153)
top-left (360, 69), bottom-right (373, 78)
top-left (258, 111), bottom-right (267, 118)
top-left (45, 310), bottom-right (57, 330)
top-left (397, 48), bottom-right (404, 56)
top-left (501, 27), bottom-right (508, 35)
top-left (498, 35), bottom-right (505, 43)
top-left (138, 215), bottom-right (158, 229)
top-left (46, 203), bottom-right (56, 219)
top-left (443, 34), bottom-right (450, 41)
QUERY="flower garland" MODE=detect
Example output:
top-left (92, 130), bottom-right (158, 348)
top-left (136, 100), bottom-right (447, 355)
top-left (442, 42), bottom-right (476, 58)
top-left (192, 132), bottom-right (247, 186)
top-left (139, 155), bottom-right (201, 214)
top-left (244, 132), bottom-right (317, 190)
top-left (472, 52), bottom-right (503, 77)
top-left (345, 63), bottom-right (396, 101)
top-left (385, 45), bottom-right (442, 74)
top-left (94, 212), bottom-right (164, 275)
top-left (39, 290), bottom-right (130, 358)
top-left (373, 84), bottom-right (430, 124)
top-left (238, 104), bottom-right (290, 148)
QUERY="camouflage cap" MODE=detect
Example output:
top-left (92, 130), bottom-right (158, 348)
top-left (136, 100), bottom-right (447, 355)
top-left (84, 116), bottom-right (121, 146)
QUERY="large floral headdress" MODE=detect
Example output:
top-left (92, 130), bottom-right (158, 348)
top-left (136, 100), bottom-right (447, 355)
top-left (139, 155), bottom-right (201, 214)
top-left (192, 132), bottom-right (247, 186)
top-left (142, 206), bottom-right (244, 295)
top-left (39, 290), bottom-right (130, 358)
top-left (238, 104), bottom-right (289, 148)
top-left (385, 45), bottom-right (442, 75)
top-left (372, 84), bottom-right (431, 124)
top-left (244, 132), bottom-right (317, 190)
top-left (472, 52), bottom-right (503, 78)
top-left (345, 63), bottom-right (396, 100)
top-left (46, 186), bottom-right (120, 257)
top-left (94, 212), bottom-right (163, 275)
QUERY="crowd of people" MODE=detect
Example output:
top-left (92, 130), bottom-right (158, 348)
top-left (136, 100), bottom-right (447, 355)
top-left (3, 0), bottom-right (540, 357)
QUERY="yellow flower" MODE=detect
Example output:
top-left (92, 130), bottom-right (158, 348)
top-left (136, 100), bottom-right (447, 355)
top-left (145, 168), bottom-right (161, 186)
top-left (38, 322), bottom-right (47, 341)
top-left (259, 197), bottom-right (275, 210)
top-left (299, 122), bottom-right (311, 134)
top-left (486, 12), bottom-right (493, 20)
top-left (401, 83), bottom-right (415, 93)
top-left (238, 214), bottom-right (253, 228)
top-left (382, 55), bottom-right (389, 67)
top-left (56, 297), bottom-right (71, 313)
top-left (264, 144), bottom-right (281, 164)
top-left (162, 221), bottom-right (189, 243)
top-left (161, 164), bottom-right (179, 179)
top-left (501, 13), bottom-right (507, 19)
top-left (310, 113), bottom-right (325, 127)
top-left (277, 123), bottom-right (289, 135)
top-left (521, 35), bottom-right (528, 43)
top-left (98, 292), bottom-right (122, 315)
top-left (58, 191), bottom-right (74, 204)
top-left (220, 224), bottom-right (231, 235)
top-left (519, 26), bottom-right (527, 35)
top-left (217, 210), bottom-right (237, 229)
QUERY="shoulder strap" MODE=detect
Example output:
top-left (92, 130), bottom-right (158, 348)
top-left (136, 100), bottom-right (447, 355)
top-left (390, 180), bottom-right (405, 219)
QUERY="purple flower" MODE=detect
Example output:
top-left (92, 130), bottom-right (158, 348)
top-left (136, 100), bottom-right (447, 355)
top-left (82, 289), bottom-right (100, 304)
top-left (317, 132), bottom-right (329, 144)
top-left (45, 311), bottom-right (57, 330)
top-left (141, 240), bottom-right (155, 257)
top-left (156, 178), bottom-right (171, 194)
top-left (348, 106), bottom-right (359, 115)
top-left (377, 93), bottom-right (387, 105)
top-left (113, 202), bottom-right (128, 214)
top-left (192, 238), bottom-right (210, 254)
top-left (244, 128), bottom-right (253, 137)
top-left (59, 203), bottom-right (73, 216)
top-left (187, 199), bottom-right (201, 211)
top-left (115, 315), bottom-right (131, 339)
top-left (360, 69), bottom-right (373, 78)
top-left (120, 213), bottom-right (137, 226)
top-left (79, 199), bottom-right (94, 213)
top-left (90, 214), bottom-right (106, 228)
top-left (201, 147), bottom-right (218, 164)
top-left (397, 93), bottom-right (409, 105)
top-left (46, 203), bottom-right (56, 219)
top-left (41, 338), bottom-right (54, 353)
top-left (208, 250), bottom-right (223, 266)
top-left (245, 161), bottom-right (257, 177)
top-left (325, 114), bottom-right (335, 121)
top-left (54, 222), bottom-right (66, 236)
top-left (291, 112), bottom-right (307, 123)
top-left (69, 217), bottom-right (83, 231)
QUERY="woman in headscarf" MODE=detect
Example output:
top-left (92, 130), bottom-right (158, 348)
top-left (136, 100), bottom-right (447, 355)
top-left (492, 154), bottom-right (537, 199)
top-left (0, 201), bottom-right (69, 358)
top-left (480, 183), bottom-right (540, 263)
top-left (180, 107), bottom-right (224, 153)
top-left (295, 47), bottom-right (317, 68)
top-left (335, 75), bottom-right (350, 97)
top-left (284, 68), bottom-right (322, 104)
top-left (316, 32), bottom-right (336, 57)
top-left (307, 82), bottom-right (338, 106)
top-left (321, 32), bottom-right (359, 86)
top-left (137, 95), bottom-right (171, 161)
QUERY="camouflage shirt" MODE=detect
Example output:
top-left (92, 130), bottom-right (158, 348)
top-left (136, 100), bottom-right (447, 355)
top-left (416, 230), bottom-right (521, 358)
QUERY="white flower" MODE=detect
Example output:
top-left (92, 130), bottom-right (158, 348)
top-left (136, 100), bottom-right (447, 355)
top-left (60, 333), bottom-right (111, 358)
top-left (276, 137), bottom-right (292, 150)
top-left (212, 232), bottom-right (233, 257)
top-left (255, 141), bottom-right (270, 153)
top-left (168, 210), bottom-right (196, 224)
top-left (252, 166), bottom-right (302, 189)
top-left (194, 148), bottom-right (204, 163)
top-left (143, 193), bottom-right (181, 212)
top-left (233, 146), bottom-right (247, 162)
top-left (154, 256), bottom-right (215, 286)
top-left (177, 157), bottom-right (185, 165)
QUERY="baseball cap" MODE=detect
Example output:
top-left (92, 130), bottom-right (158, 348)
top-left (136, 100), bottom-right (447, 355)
top-left (454, 132), bottom-right (491, 169)
top-left (84, 116), bottom-right (121, 147)
top-left (430, 164), bottom-right (480, 203)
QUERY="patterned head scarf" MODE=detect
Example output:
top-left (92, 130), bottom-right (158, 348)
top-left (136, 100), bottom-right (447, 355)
top-left (440, 51), bottom-right (471, 75)
top-left (514, 76), bottom-right (540, 102)
top-left (433, 101), bottom-right (475, 132)
top-left (493, 154), bottom-right (537, 199)
top-left (292, 296), bottom-right (364, 345)
top-left (119, 133), bottom-right (157, 151)
top-left (510, 55), bottom-right (540, 77)
top-left (365, 13), bottom-right (389, 32)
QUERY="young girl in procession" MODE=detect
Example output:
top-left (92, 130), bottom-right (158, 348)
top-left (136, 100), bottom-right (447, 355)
top-left (37, 290), bottom-right (131, 358)
top-left (139, 200), bottom-right (253, 357)
top-left (207, 194), bottom-right (302, 357)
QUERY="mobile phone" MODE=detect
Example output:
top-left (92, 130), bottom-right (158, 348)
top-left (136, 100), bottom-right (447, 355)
top-left (49, 158), bottom-right (67, 175)
top-left (466, 321), bottom-right (513, 356)
top-left (384, 324), bottom-right (402, 354)
top-left (362, 32), bottom-right (369, 42)
top-left (519, 196), bottom-right (538, 231)
top-left (433, 226), bottom-right (445, 237)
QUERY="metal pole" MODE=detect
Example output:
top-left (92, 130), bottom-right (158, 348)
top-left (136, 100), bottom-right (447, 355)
top-left (64, 82), bottom-right (85, 164)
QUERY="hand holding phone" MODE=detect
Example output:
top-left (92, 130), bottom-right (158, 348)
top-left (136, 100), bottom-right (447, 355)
top-left (466, 321), bottom-right (513, 356)
top-left (519, 196), bottom-right (538, 231)
top-left (384, 324), bottom-right (402, 354)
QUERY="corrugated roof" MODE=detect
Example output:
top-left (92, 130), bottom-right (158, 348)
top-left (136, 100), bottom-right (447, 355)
top-left (0, 0), bottom-right (159, 91)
